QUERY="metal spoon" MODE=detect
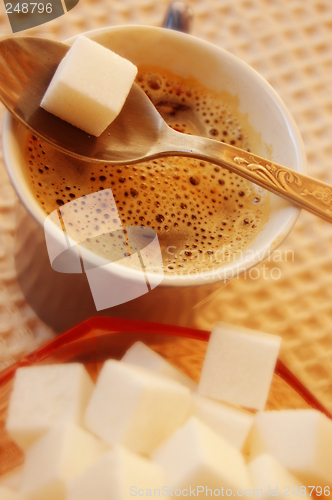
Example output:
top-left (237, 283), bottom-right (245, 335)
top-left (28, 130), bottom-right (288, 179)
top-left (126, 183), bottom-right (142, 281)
top-left (1, 36), bottom-right (332, 223)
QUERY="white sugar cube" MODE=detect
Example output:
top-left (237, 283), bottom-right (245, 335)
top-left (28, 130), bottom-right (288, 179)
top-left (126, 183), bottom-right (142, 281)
top-left (41, 36), bottom-right (137, 136)
top-left (6, 363), bottom-right (94, 450)
top-left (122, 341), bottom-right (197, 390)
top-left (0, 487), bottom-right (26, 500)
top-left (84, 360), bottom-right (191, 455)
top-left (250, 410), bottom-right (332, 486)
top-left (20, 422), bottom-right (108, 500)
top-left (248, 454), bottom-right (311, 499)
top-left (198, 323), bottom-right (281, 410)
top-left (191, 393), bottom-right (254, 450)
top-left (152, 416), bottom-right (252, 495)
top-left (68, 446), bottom-right (165, 500)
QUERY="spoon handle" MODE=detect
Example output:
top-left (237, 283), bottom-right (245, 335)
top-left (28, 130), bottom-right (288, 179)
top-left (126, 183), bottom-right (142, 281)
top-left (163, 129), bottom-right (332, 223)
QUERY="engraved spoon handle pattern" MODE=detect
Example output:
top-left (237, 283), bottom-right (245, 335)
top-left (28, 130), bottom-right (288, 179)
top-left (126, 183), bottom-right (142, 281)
top-left (162, 128), bottom-right (332, 223)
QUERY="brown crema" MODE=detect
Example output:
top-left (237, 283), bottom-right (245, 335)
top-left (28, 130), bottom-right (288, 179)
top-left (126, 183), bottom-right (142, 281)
top-left (25, 66), bottom-right (270, 274)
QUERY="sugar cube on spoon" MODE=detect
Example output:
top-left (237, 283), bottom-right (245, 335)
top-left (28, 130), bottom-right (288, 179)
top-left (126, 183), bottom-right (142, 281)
top-left (41, 36), bottom-right (137, 137)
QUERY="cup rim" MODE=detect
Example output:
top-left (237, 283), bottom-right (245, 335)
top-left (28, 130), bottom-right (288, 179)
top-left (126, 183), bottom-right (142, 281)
top-left (2, 25), bottom-right (306, 287)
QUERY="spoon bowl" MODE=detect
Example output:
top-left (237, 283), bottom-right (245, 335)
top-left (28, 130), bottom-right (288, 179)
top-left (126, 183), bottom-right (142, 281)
top-left (0, 37), bottom-right (165, 163)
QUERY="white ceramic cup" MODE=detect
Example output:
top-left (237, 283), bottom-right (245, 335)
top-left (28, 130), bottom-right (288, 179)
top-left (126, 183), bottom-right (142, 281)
top-left (2, 26), bottom-right (306, 332)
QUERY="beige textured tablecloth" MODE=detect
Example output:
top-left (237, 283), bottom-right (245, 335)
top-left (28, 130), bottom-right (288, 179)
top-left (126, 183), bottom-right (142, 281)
top-left (0, 0), bottom-right (331, 411)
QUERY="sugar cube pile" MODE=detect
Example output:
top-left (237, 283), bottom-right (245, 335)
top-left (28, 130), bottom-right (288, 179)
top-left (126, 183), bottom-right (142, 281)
top-left (2, 322), bottom-right (331, 499)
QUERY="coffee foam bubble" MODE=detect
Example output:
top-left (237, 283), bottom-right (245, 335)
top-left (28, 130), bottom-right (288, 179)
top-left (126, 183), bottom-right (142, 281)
top-left (26, 67), bottom-right (270, 274)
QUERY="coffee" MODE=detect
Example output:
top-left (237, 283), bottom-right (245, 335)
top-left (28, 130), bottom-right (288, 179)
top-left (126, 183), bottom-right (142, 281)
top-left (25, 66), bottom-right (270, 275)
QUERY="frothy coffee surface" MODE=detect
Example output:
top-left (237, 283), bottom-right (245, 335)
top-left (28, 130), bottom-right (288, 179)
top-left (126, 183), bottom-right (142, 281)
top-left (26, 66), bottom-right (270, 274)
